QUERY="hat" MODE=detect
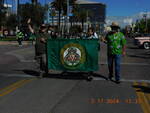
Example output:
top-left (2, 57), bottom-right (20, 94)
top-left (111, 22), bottom-right (120, 29)
top-left (111, 22), bottom-right (119, 27)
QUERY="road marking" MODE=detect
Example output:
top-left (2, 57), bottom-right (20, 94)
top-left (100, 62), bottom-right (150, 66)
top-left (0, 79), bottom-right (34, 97)
top-left (141, 82), bottom-right (150, 101)
top-left (0, 73), bottom-right (36, 78)
top-left (133, 82), bottom-right (150, 113)
top-left (93, 77), bottom-right (150, 83)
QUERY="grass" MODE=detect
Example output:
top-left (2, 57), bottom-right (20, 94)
top-left (0, 36), bottom-right (17, 41)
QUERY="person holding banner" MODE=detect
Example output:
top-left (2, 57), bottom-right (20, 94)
top-left (27, 18), bottom-right (49, 77)
top-left (103, 22), bottom-right (126, 84)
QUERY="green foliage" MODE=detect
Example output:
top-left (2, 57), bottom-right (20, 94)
top-left (0, 1), bottom-right (7, 27)
top-left (5, 14), bottom-right (18, 30)
top-left (72, 5), bottom-right (93, 30)
top-left (135, 18), bottom-right (150, 33)
top-left (51, 0), bottom-right (77, 30)
top-left (0, 36), bottom-right (16, 41)
top-left (19, 3), bottom-right (47, 26)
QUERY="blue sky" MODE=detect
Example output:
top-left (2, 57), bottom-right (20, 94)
top-left (6, 0), bottom-right (150, 16)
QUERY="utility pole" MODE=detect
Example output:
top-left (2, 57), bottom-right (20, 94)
top-left (143, 13), bottom-right (147, 33)
top-left (67, 0), bottom-right (69, 33)
top-left (15, 0), bottom-right (20, 31)
top-left (17, 0), bottom-right (20, 27)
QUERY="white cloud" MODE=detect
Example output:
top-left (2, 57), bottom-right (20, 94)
top-left (123, 18), bottom-right (133, 25)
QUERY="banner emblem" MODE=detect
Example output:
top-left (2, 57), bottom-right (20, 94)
top-left (60, 43), bottom-right (85, 69)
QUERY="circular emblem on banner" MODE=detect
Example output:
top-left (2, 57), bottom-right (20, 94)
top-left (60, 43), bottom-right (86, 69)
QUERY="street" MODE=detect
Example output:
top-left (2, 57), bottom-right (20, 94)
top-left (0, 38), bottom-right (150, 113)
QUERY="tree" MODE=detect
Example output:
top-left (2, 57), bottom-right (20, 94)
top-left (5, 14), bottom-right (17, 30)
top-left (0, 0), bottom-right (6, 27)
top-left (31, 0), bottom-right (38, 5)
top-left (50, 9), bottom-right (56, 26)
top-left (51, 0), bottom-right (77, 31)
top-left (135, 18), bottom-right (150, 33)
top-left (51, 0), bottom-right (66, 30)
top-left (73, 5), bottom-right (93, 31)
top-left (19, 3), bottom-right (46, 27)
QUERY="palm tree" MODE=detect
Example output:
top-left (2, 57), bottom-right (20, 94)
top-left (51, 0), bottom-right (77, 31)
top-left (50, 9), bottom-right (56, 26)
top-left (31, 0), bottom-right (37, 5)
top-left (51, 0), bottom-right (65, 30)
top-left (73, 4), bottom-right (93, 31)
top-left (0, 0), bottom-right (6, 26)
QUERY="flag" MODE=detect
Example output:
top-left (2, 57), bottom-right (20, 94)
top-left (47, 39), bottom-right (99, 71)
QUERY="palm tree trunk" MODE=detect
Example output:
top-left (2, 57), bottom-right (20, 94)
top-left (58, 9), bottom-right (61, 32)
top-left (82, 20), bottom-right (84, 31)
top-left (52, 16), bottom-right (54, 26)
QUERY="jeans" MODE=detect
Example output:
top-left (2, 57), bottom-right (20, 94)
top-left (107, 54), bottom-right (121, 81)
top-left (35, 54), bottom-right (47, 72)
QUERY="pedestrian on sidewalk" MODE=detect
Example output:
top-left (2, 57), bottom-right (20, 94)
top-left (103, 22), bottom-right (126, 84)
top-left (16, 30), bottom-right (24, 46)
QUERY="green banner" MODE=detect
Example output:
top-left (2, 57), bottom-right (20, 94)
top-left (47, 39), bottom-right (99, 71)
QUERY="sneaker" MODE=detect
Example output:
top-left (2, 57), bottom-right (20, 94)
top-left (115, 80), bottom-right (121, 84)
top-left (87, 76), bottom-right (93, 81)
top-left (38, 71), bottom-right (44, 78)
top-left (108, 76), bottom-right (113, 81)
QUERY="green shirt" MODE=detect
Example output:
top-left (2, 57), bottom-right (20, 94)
top-left (106, 32), bottom-right (126, 55)
top-left (16, 31), bottom-right (24, 39)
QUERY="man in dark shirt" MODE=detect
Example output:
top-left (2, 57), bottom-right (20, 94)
top-left (27, 19), bottom-right (49, 77)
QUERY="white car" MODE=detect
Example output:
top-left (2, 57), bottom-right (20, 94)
top-left (134, 36), bottom-right (150, 49)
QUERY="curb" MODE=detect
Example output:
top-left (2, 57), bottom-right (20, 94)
top-left (0, 41), bottom-right (34, 45)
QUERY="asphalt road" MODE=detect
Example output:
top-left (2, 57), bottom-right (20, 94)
top-left (0, 38), bottom-right (150, 113)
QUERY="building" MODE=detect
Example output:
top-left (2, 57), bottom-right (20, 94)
top-left (45, 6), bottom-right (65, 26)
top-left (45, 0), bottom-right (106, 33)
top-left (76, 0), bottom-right (106, 23)
top-left (75, 0), bottom-right (106, 33)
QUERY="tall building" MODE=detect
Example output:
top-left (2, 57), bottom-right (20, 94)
top-left (76, 0), bottom-right (106, 23)
top-left (76, 0), bottom-right (106, 33)
top-left (45, 0), bottom-right (106, 33)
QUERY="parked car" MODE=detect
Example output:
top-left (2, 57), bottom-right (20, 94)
top-left (134, 34), bottom-right (150, 49)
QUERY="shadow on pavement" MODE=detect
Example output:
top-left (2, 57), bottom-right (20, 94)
top-left (128, 54), bottom-right (150, 59)
top-left (128, 46), bottom-right (142, 49)
top-left (22, 69), bottom-right (39, 77)
top-left (92, 73), bottom-right (108, 80)
top-left (132, 85), bottom-right (150, 94)
top-left (21, 69), bottom-right (107, 81)
top-left (46, 72), bottom-right (107, 81)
